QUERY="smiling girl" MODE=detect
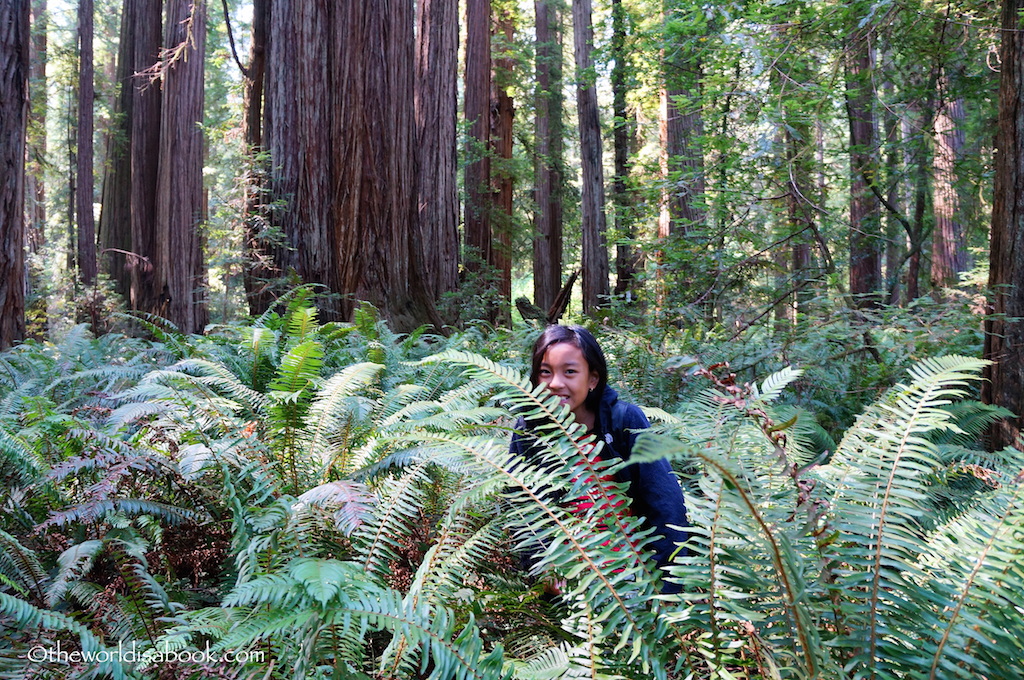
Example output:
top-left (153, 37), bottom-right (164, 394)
top-left (509, 324), bottom-right (688, 593)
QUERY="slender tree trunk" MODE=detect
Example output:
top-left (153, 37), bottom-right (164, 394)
top-left (129, 0), bottom-right (163, 315)
top-left (241, 0), bottom-right (273, 315)
top-left (572, 0), bottom-right (609, 314)
top-left (0, 0), bottom-right (29, 348)
top-left (415, 0), bottom-right (459, 302)
top-left (610, 0), bottom-right (635, 299)
top-left (25, 0), bottom-right (44, 255)
top-left (98, 0), bottom-right (133, 299)
top-left (844, 15), bottom-right (882, 307)
top-left (464, 0), bottom-right (491, 276)
top-left (659, 0), bottom-right (704, 237)
top-left (76, 0), bottom-right (96, 287)
top-left (931, 90), bottom-right (967, 288)
top-left (154, 0), bottom-right (206, 333)
top-left (881, 79), bottom-right (902, 304)
top-left (983, 0), bottom-right (1024, 451)
top-left (491, 7), bottom-right (514, 324)
top-left (532, 0), bottom-right (563, 312)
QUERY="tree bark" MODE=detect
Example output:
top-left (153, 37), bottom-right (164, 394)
top-left (464, 0), bottom-right (491, 276)
top-left (0, 0), bottom-right (28, 349)
top-left (931, 90), bottom-right (968, 288)
top-left (76, 0), bottom-right (96, 287)
top-left (415, 0), bottom-right (459, 302)
top-left (153, 0), bottom-right (206, 333)
top-left (983, 0), bottom-right (1024, 451)
top-left (98, 0), bottom-right (134, 300)
top-left (241, 0), bottom-right (273, 315)
top-left (844, 15), bottom-right (882, 308)
top-left (610, 0), bottom-right (635, 299)
top-left (128, 0), bottom-right (163, 315)
top-left (532, 0), bottom-right (563, 312)
top-left (572, 0), bottom-right (609, 314)
top-left (25, 0), bottom-right (44, 256)
top-left (491, 7), bottom-right (514, 324)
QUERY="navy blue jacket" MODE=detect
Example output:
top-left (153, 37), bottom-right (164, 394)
top-left (509, 387), bottom-right (688, 586)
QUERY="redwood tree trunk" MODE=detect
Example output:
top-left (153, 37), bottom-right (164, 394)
top-left (573, 0), bottom-right (609, 314)
top-left (241, 0), bottom-right (272, 315)
top-left (98, 0), bottom-right (133, 299)
top-left (330, 0), bottom-right (432, 329)
top-left (76, 0), bottom-right (96, 287)
top-left (532, 0), bottom-right (563, 312)
top-left (154, 0), bottom-right (206, 333)
top-left (415, 0), bottom-right (459, 302)
top-left (128, 0), bottom-right (163, 314)
top-left (983, 0), bottom-right (1024, 451)
top-left (0, 0), bottom-right (28, 349)
top-left (25, 0), bottom-right (44, 255)
top-left (931, 91), bottom-right (967, 288)
top-left (845, 16), bottom-right (881, 308)
top-left (610, 0), bottom-right (634, 298)
top-left (464, 0), bottom-right (491, 276)
top-left (491, 8), bottom-right (514, 323)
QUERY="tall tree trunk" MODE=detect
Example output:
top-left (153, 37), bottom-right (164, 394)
top-left (983, 0), bottom-right (1024, 451)
top-left (931, 90), bottom-right (967, 288)
top-left (241, 0), bottom-right (272, 315)
top-left (572, 0), bottom-right (609, 314)
top-left (25, 0), bottom-right (44, 255)
top-left (659, 0), bottom-right (704, 238)
top-left (610, 0), bottom-right (635, 299)
top-left (844, 15), bottom-right (882, 308)
top-left (881, 79), bottom-right (903, 304)
top-left (0, 0), bottom-right (28, 349)
top-left (331, 0), bottom-right (433, 329)
top-left (532, 0), bottom-right (563, 312)
top-left (415, 0), bottom-right (459, 303)
top-left (128, 0), bottom-right (163, 315)
top-left (76, 0), bottom-right (96, 287)
top-left (154, 0), bottom-right (205, 333)
top-left (491, 7), bottom-right (514, 324)
top-left (263, 0), bottom-right (330, 309)
top-left (464, 0), bottom-right (491, 277)
top-left (98, 0), bottom-right (133, 299)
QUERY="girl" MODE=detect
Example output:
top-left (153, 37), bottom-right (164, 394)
top-left (509, 325), bottom-right (688, 592)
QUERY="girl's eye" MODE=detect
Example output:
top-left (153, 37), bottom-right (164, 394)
top-left (565, 370), bottom-right (576, 375)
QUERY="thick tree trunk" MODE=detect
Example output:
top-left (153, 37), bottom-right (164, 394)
top-left (25, 0), bottom-right (44, 255)
top-left (154, 0), bottom-right (206, 333)
top-left (931, 92), bottom-right (968, 288)
top-left (572, 0), bottom-right (609, 314)
top-left (263, 0), bottom-right (331, 308)
top-left (845, 19), bottom-right (882, 308)
top-left (331, 0), bottom-right (431, 330)
top-left (76, 0), bottom-right (96, 287)
top-left (464, 0), bottom-right (491, 276)
top-left (415, 0), bottom-right (459, 302)
top-left (983, 0), bottom-right (1024, 451)
top-left (0, 0), bottom-right (28, 349)
top-left (532, 0), bottom-right (563, 312)
top-left (128, 0), bottom-right (163, 315)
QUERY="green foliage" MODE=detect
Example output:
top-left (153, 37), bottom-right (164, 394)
top-left (2, 305), bottom-right (1022, 679)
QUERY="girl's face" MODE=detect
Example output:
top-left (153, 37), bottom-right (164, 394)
top-left (537, 341), bottom-right (599, 422)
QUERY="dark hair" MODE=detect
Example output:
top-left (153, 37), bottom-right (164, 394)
top-left (529, 325), bottom-right (608, 413)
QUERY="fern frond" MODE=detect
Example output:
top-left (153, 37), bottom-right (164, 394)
top-left (0, 529), bottom-right (47, 605)
top-left (46, 539), bottom-right (104, 607)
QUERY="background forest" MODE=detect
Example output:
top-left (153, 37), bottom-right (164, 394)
top-left (2, 0), bottom-right (1024, 678)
